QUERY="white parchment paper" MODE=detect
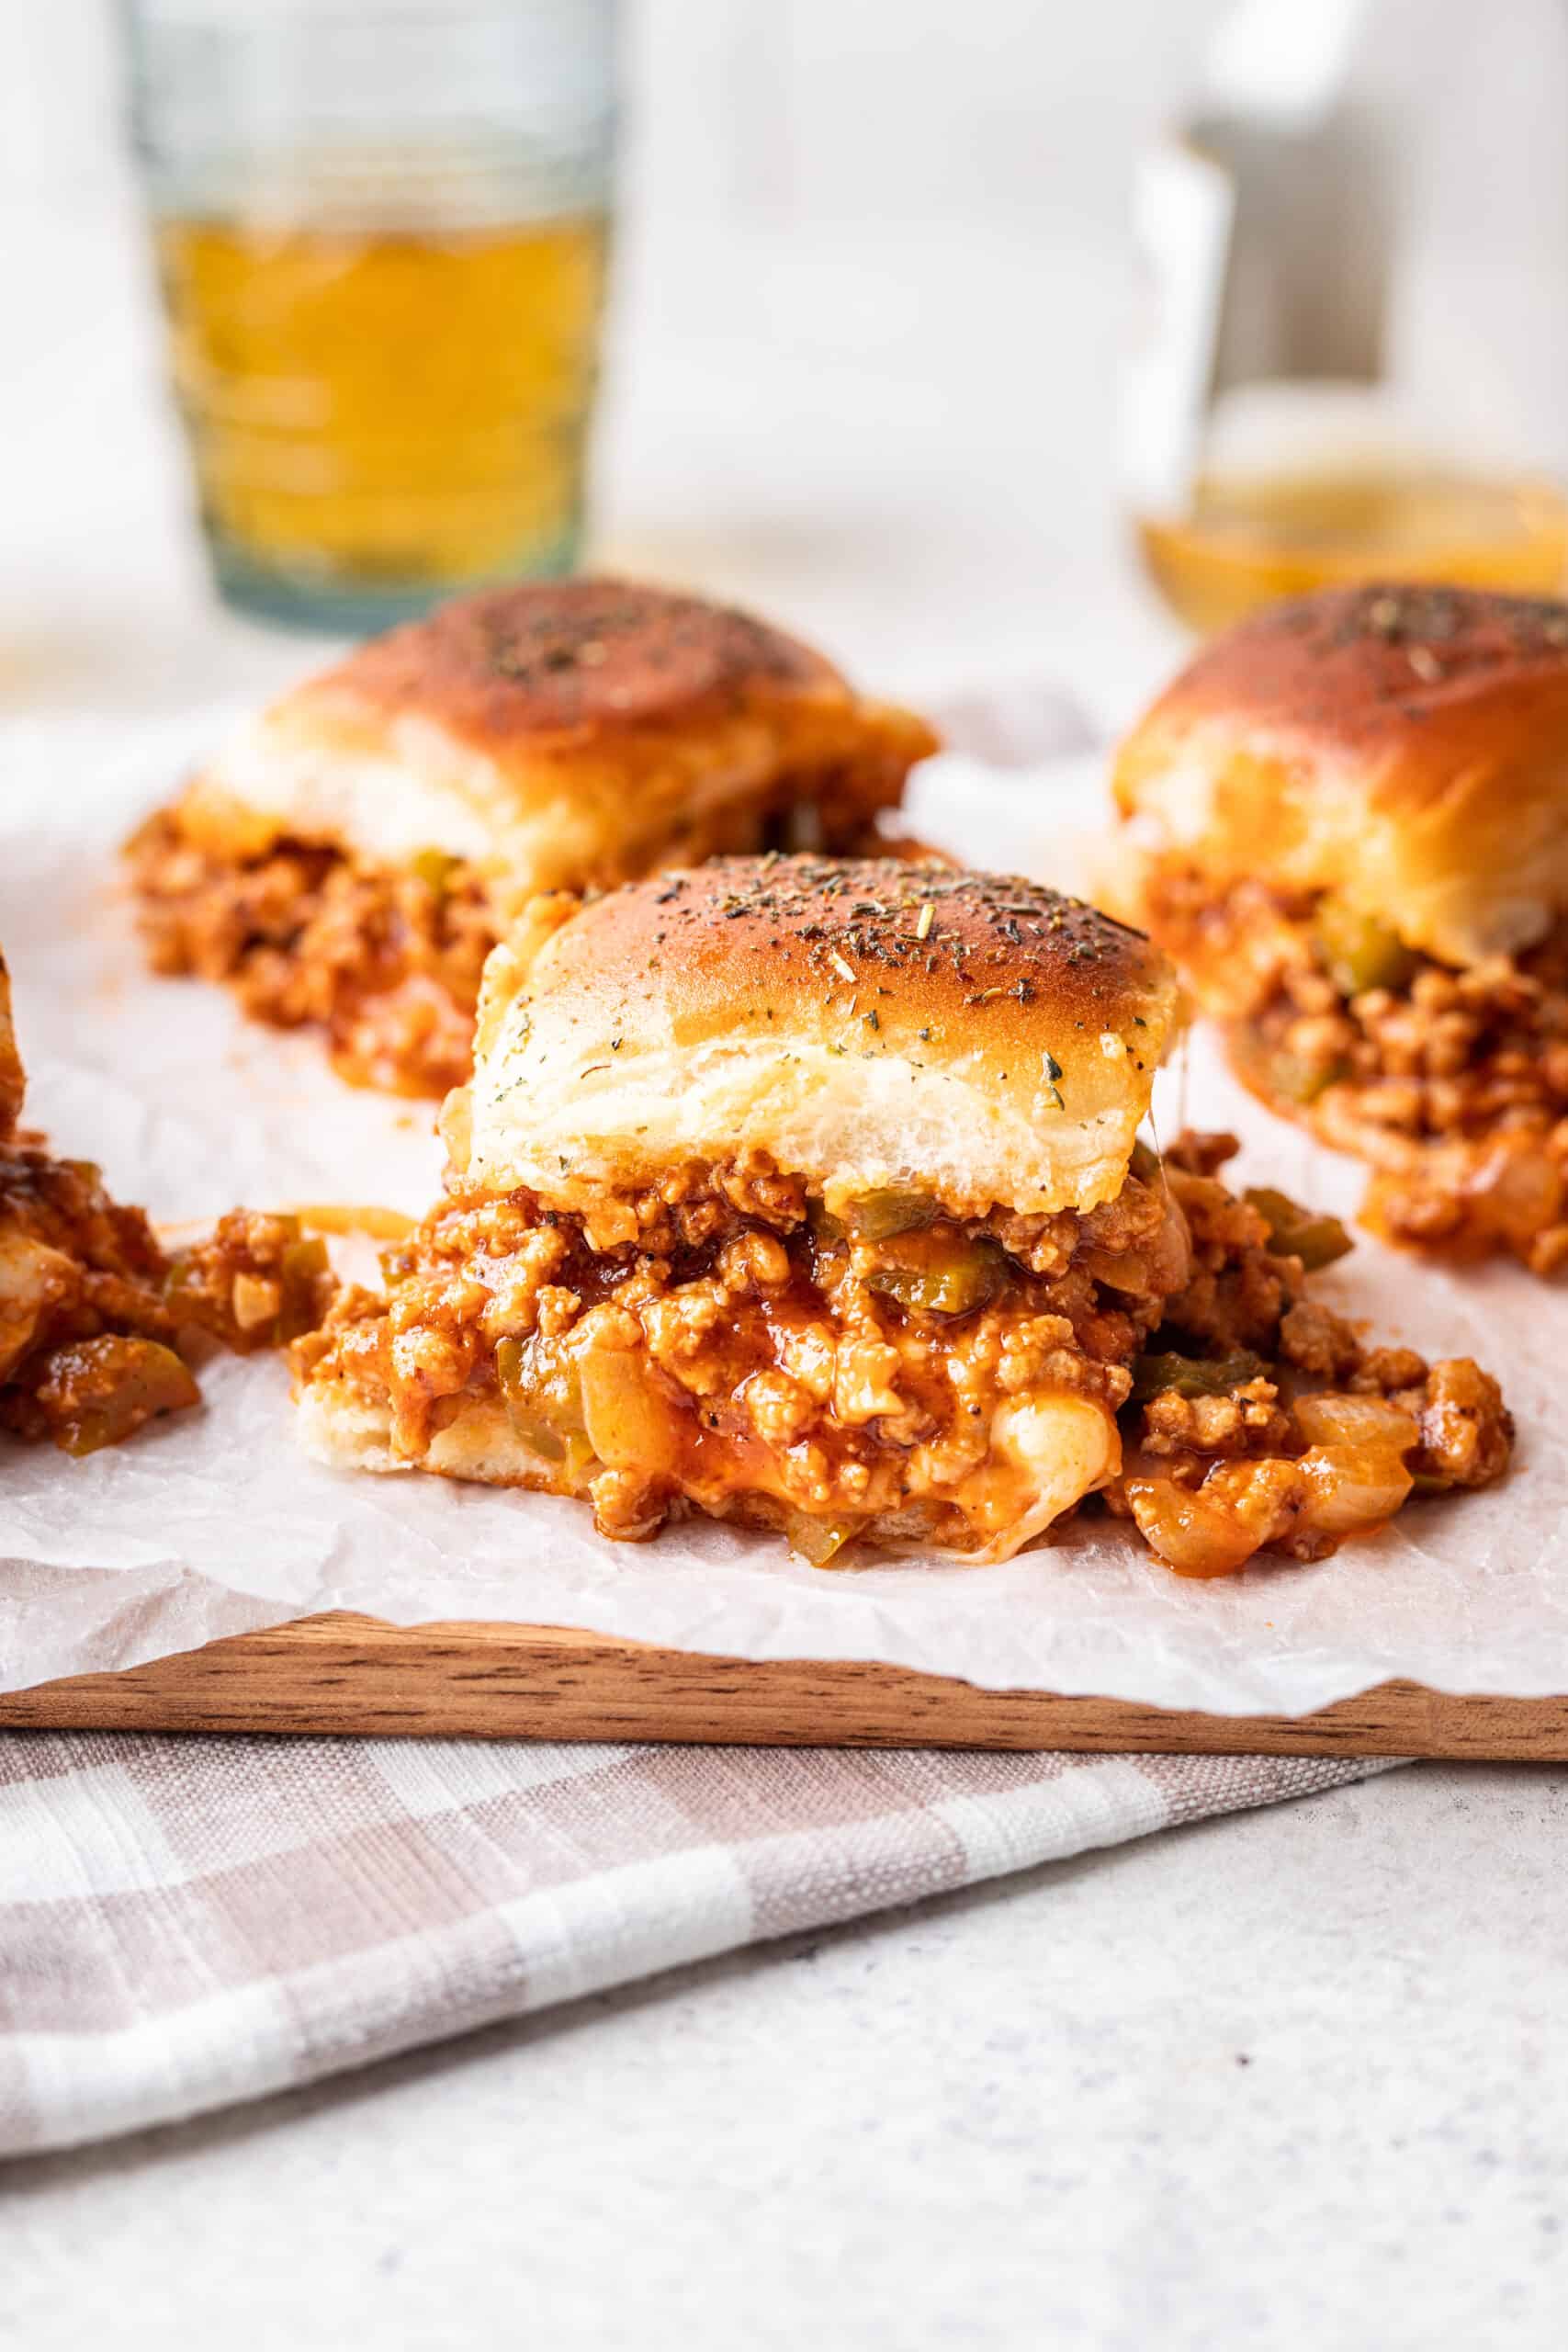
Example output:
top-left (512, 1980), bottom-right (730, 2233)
top-left (2, 709), bottom-right (1562, 1712)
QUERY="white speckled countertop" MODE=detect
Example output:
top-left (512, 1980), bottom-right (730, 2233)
top-left (6, 45), bottom-right (1566, 2335)
top-left (10, 1764), bottom-right (1567, 2349)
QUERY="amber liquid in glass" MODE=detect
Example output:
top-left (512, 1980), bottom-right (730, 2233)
top-left (154, 214), bottom-right (610, 617)
top-left (1137, 465), bottom-right (1568, 633)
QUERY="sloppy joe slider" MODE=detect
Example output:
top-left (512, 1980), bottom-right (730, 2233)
top-left (127, 579), bottom-right (938, 1096)
top-left (1112, 583), bottom-right (1568, 1272)
top-left (293, 858), bottom-right (1511, 1576)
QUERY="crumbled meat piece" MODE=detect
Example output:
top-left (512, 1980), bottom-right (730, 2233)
top-left (1396, 1358), bottom-right (1514, 1490)
top-left (1156, 1156), bottom-right (1293, 1355)
top-left (1137, 1376), bottom-right (1292, 1460)
top-left (587, 1465), bottom-right (668, 1541)
top-left (1163, 1129), bottom-right (1241, 1180)
top-left (1349, 1344), bottom-right (1429, 1393)
top-left (1278, 1300), bottom-right (1365, 1383)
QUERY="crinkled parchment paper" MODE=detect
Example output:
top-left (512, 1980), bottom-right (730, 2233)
top-left (1, 708), bottom-right (1562, 1712)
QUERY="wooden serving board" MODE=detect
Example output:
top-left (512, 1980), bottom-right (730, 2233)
top-left (3, 1613), bottom-right (1566, 1758)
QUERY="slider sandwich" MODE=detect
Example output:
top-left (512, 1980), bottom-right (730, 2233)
top-left (294, 858), bottom-right (1510, 1577)
top-left (128, 578), bottom-right (938, 1095)
top-left (1, 944), bottom-right (333, 1454)
top-left (1113, 584), bottom-right (1568, 1273)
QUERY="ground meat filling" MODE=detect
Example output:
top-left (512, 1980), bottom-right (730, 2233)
top-left (296, 1164), bottom-right (1168, 1558)
top-left (126, 814), bottom-right (500, 1098)
top-left (128, 782), bottom-right (903, 1098)
top-left (1, 1147), bottom-right (335, 1454)
top-left (1111, 1136), bottom-right (1512, 1575)
top-left (294, 1135), bottom-right (1512, 1574)
top-left (1143, 860), bottom-right (1568, 1273)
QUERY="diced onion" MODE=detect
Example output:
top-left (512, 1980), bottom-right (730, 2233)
top-left (1292, 1396), bottom-right (1416, 1536)
top-left (1292, 1394), bottom-right (1416, 1451)
top-left (1296, 1447), bottom-right (1412, 1537)
top-left (1126, 1459), bottom-right (1303, 1577)
top-left (781, 1510), bottom-right (867, 1567)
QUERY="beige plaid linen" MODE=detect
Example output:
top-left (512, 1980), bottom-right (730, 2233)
top-left (0, 1732), bottom-right (1390, 2156)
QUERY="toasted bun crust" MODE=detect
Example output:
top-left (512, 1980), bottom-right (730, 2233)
top-left (172, 579), bottom-right (937, 888)
top-left (0, 949), bottom-right (23, 1137)
top-left (450, 856), bottom-right (1178, 1219)
top-left (1112, 583), bottom-right (1568, 963)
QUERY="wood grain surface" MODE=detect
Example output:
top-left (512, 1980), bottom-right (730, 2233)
top-left (3, 1613), bottom-right (1566, 1756)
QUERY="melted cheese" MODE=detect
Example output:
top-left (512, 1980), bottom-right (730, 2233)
top-left (955, 1392), bottom-right (1121, 1565)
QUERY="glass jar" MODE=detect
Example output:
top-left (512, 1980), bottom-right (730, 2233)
top-left (121, 0), bottom-right (618, 632)
top-left (1122, 0), bottom-right (1568, 631)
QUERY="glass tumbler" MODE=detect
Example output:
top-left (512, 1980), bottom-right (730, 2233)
top-left (121, 0), bottom-right (618, 632)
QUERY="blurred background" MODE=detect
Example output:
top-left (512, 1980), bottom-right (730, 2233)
top-left (7, 0), bottom-right (1568, 730)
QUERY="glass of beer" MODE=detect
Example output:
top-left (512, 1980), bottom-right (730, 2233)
top-left (121, 1), bottom-right (617, 632)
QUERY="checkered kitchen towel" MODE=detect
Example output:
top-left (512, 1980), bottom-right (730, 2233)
top-left (0, 1733), bottom-right (1393, 2157)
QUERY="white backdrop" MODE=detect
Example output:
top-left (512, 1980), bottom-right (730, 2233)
top-left (0, 1), bottom-right (1228, 221)
top-left (1, 0), bottom-right (1233, 738)
top-left (8, 1), bottom-right (1568, 727)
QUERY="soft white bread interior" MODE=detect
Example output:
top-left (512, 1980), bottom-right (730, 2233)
top-left (448, 856), bottom-right (1179, 1220)
top-left (170, 578), bottom-right (938, 885)
top-left (1113, 582), bottom-right (1568, 965)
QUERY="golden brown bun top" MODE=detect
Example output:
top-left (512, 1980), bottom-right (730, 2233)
top-left (0, 948), bottom-right (22, 1138)
top-left (178, 577), bottom-right (939, 888)
top-left (1113, 582), bottom-right (1568, 962)
top-left (457, 856), bottom-right (1179, 1220)
top-left (535, 854), bottom-right (1168, 1057)
top-left (313, 576), bottom-right (840, 740)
